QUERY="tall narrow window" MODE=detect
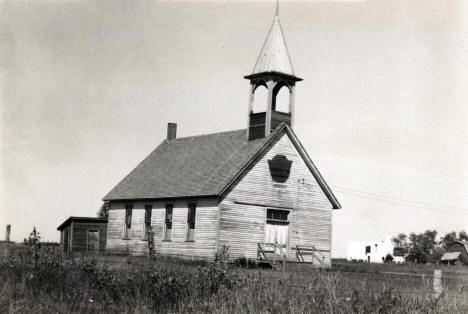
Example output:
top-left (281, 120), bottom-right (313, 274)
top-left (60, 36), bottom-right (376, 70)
top-left (124, 204), bottom-right (132, 239)
top-left (143, 205), bottom-right (152, 240)
top-left (365, 245), bottom-right (371, 254)
top-left (186, 203), bottom-right (196, 241)
top-left (164, 204), bottom-right (173, 241)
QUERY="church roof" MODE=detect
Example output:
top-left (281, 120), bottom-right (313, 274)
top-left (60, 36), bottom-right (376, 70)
top-left (104, 128), bottom-right (275, 201)
top-left (251, 14), bottom-right (295, 77)
top-left (103, 124), bottom-right (341, 209)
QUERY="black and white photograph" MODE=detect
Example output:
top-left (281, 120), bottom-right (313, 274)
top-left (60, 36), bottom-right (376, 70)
top-left (1, 0), bottom-right (467, 312)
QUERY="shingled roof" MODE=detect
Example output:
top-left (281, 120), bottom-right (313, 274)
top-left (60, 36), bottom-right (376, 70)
top-left (103, 124), bottom-right (341, 209)
top-left (103, 128), bottom-right (275, 201)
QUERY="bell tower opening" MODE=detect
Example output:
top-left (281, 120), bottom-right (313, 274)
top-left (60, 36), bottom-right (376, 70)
top-left (244, 7), bottom-right (302, 140)
top-left (252, 82), bottom-right (268, 113)
top-left (272, 83), bottom-right (290, 113)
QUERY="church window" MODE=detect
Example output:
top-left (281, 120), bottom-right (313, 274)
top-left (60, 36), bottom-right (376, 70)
top-left (186, 203), bottom-right (196, 241)
top-left (123, 204), bottom-right (132, 239)
top-left (143, 205), bottom-right (152, 240)
top-left (164, 204), bottom-right (173, 241)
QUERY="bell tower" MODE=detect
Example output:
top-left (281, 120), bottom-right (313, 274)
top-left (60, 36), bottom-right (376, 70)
top-left (245, 6), bottom-right (302, 140)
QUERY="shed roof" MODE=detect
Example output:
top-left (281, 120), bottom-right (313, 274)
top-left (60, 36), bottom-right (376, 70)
top-left (103, 124), bottom-right (341, 209)
top-left (441, 251), bottom-right (461, 261)
top-left (57, 217), bottom-right (108, 231)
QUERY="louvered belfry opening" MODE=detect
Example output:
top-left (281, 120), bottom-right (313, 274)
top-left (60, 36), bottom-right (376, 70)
top-left (245, 73), bottom-right (300, 140)
top-left (244, 10), bottom-right (302, 140)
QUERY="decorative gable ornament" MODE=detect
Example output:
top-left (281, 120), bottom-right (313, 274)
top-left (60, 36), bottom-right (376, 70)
top-left (268, 154), bottom-right (292, 183)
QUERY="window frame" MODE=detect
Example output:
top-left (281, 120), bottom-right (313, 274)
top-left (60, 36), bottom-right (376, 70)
top-left (266, 208), bottom-right (290, 225)
top-left (163, 204), bottom-right (173, 241)
top-left (143, 204), bottom-right (152, 240)
top-left (185, 203), bottom-right (196, 241)
top-left (123, 204), bottom-right (133, 240)
top-left (365, 245), bottom-right (371, 254)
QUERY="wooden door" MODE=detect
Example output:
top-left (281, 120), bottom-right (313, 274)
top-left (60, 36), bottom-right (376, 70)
top-left (265, 221), bottom-right (289, 256)
top-left (265, 209), bottom-right (290, 257)
top-left (87, 230), bottom-right (99, 252)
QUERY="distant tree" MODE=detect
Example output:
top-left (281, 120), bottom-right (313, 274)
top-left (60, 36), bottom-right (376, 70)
top-left (97, 201), bottom-right (110, 219)
top-left (458, 230), bottom-right (468, 242)
top-left (408, 230), bottom-right (438, 263)
top-left (391, 233), bottom-right (409, 256)
top-left (440, 231), bottom-right (458, 250)
top-left (439, 230), bottom-right (468, 249)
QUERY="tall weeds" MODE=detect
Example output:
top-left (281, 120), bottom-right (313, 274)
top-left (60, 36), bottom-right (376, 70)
top-left (0, 246), bottom-right (466, 313)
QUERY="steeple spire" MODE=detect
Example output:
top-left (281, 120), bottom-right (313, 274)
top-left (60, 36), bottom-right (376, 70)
top-left (250, 3), bottom-right (296, 77)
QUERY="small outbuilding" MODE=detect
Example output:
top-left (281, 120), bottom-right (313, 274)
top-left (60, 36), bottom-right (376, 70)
top-left (57, 217), bottom-right (107, 253)
top-left (440, 241), bottom-right (468, 265)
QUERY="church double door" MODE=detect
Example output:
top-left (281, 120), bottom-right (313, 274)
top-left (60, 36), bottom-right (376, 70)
top-left (264, 209), bottom-right (290, 258)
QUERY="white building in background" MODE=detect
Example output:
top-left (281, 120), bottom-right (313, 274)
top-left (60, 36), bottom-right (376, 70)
top-left (347, 236), bottom-right (394, 263)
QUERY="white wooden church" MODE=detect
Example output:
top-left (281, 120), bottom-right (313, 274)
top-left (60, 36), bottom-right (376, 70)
top-left (103, 9), bottom-right (341, 267)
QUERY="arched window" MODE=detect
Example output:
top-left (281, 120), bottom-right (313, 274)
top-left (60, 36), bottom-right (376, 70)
top-left (272, 83), bottom-right (290, 113)
top-left (252, 82), bottom-right (268, 113)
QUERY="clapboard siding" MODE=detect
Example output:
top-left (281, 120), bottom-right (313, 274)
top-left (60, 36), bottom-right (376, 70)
top-left (219, 133), bottom-right (333, 266)
top-left (106, 202), bottom-right (151, 256)
top-left (107, 198), bottom-right (219, 259)
top-left (218, 202), bottom-right (265, 259)
top-left (60, 225), bottom-right (71, 252)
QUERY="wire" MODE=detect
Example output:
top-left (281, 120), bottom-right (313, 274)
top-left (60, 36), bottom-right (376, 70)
top-left (332, 185), bottom-right (466, 211)
top-left (331, 186), bottom-right (466, 215)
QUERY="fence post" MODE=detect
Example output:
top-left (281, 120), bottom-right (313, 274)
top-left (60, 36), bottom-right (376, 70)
top-left (147, 226), bottom-right (155, 265)
top-left (273, 243), bottom-right (277, 264)
top-left (6, 225), bottom-right (11, 243)
top-left (433, 269), bottom-right (443, 298)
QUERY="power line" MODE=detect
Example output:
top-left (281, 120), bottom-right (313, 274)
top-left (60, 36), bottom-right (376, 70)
top-left (331, 186), bottom-right (466, 215)
top-left (332, 185), bottom-right (467, 212)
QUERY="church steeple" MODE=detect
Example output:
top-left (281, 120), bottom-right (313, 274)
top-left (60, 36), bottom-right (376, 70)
top-left (245, 5), bottom-right (302, 140)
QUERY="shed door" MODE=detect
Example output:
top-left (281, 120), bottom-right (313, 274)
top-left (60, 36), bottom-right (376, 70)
top-left (87, 230), bottom-right (99, 251)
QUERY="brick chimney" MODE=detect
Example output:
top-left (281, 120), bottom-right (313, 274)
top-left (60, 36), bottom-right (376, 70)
top-left (167, 123), bottom-right (177, 141)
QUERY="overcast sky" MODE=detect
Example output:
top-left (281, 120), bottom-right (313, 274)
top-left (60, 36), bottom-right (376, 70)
top-left (1, 0), bottom-right (467, 257)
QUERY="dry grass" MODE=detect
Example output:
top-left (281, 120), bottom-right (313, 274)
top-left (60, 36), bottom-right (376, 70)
top-left (1, 246), bottom-right (467, 313)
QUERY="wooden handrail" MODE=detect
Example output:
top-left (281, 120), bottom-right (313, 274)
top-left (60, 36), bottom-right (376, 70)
top-left (295, 245), bottom-right (326, 265)
top-left (258, 242), bottom-right (286, 262)
top-left (259, 242), bottom-right (286, 248)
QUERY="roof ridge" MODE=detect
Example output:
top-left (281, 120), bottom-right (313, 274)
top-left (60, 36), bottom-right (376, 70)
top-left (170, 128), bottom-right (246, 142)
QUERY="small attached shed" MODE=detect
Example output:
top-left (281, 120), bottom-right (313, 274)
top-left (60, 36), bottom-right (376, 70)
top-left (57, 217), bottom-right (108, 253)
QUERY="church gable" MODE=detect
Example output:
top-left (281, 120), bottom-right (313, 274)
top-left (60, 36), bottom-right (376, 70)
top-left (222, 131), bottom-right (334, 210)
top-left (218, 130), bottom-right (336, 263)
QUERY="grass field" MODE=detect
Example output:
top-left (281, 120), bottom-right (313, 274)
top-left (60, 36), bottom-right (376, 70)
top-left (1, 246), bottom-right (467, 313)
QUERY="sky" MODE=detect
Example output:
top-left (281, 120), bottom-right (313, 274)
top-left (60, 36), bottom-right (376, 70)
top-left (1, 0), bottom-right (467, 257)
